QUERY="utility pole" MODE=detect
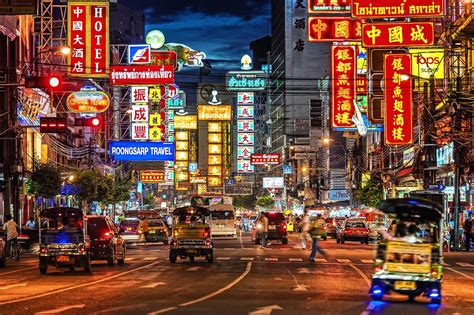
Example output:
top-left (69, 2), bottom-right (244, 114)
top-left (453, 77), bottom-right (463, 251)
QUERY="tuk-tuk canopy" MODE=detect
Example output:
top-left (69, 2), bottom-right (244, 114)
top-left (172, 206), bottom-right (210, 217)
top-left (378, 198), bottom-right (443, 222)
top-left (39, 207), bottom-right (84, 219)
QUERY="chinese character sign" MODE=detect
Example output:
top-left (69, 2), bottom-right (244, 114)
top-left (331, 45), bottom-right (356, 129)
top-left (131, 106), bottom-right (148, 122)
top-left (308, 17), bottom-right (361, 42)
top-left (384, 54), bottom-right (413, 145)
top-left (237, 120), bottom-right (255, 132)
top-left (68, 2), bottom-right (109, 77)
top-left (237, 160), bottom-right (255, 173)
top-left (237, 106), bottom-right (254, 119)
top-left (132, 123), bottom-right (149, 140)
top-left (237, 147), bottom-right (254, 159)
top-left (362, 22), bottom-right (434, 48)
top-left (352, 0), bottom-right (444, 18)
top-left (131, 87), bottom-right (149, 104)
top-left (237, 92), bottom-right (254, 104)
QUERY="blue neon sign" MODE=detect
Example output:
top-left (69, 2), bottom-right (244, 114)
top-left (109, 141), bottom-right (175, 161)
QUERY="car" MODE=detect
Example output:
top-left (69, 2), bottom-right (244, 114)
top-left (146, 219), bottom-right (169, 244)
top-left (325, 218), bottom-right (337, 238)
top-left (118, 218), bottom-right (141, 243)
top-left (0, 230), bottom-right (6, 267)
top-left (251, 212), bottom-right (288, 245)
top-left (87, 216), bottom-right (126, 266)
top-left (368, 222), bottom-right (386, 241)
top-left (336, 220), bottom-right (370, 244)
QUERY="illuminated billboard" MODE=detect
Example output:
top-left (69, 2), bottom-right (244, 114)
top-left (198, 105), bottom-right (232, 121)
top-left (307, 0), bottom-right (351, 12)
top-left (308, 17), bottom-right (361, 42)
top-left (140, 171), bottom-right (164, 183)
top-left (362, 22), bottom-right (434, 48)
top-left (263, 177), bottom-right (284, 189)
top-left (352, 0), bottom-right (444, 18)
top-left (174, 115), bottom-right (197, 130)
top-left (109, 66), bottom-right (174, 85)
top-left (409, 48), bottom-right (445, 79)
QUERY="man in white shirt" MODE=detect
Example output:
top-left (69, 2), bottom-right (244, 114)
top-left (2, 214), bottom-right (19, 257)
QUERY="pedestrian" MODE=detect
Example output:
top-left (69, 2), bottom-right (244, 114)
top-left (2, 214), bottom-right (19, 257)
top-left (25, 217), bottom-right (36, 229)
top-left (299, 210), bottom-right (310, 250)
top-left (308, 214), bottom-right (328, 261)
top-left (260, 214), bottom-right (269, 247)
top-left (463, 214), bottom-right (472, 251)
top-left (139, 218), bottom-right (149, 247)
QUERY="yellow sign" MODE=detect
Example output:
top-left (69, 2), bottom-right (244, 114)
top-left (386, 241), bottom-right (432, 274)
top-left (208, 133), bottom-right (222, 143)
top-left (208, 176), bottom-right (222, 187)
top-left (175, 161), bottom-right (188, 168)
top-left (409, 48), bottom-right (445, 79)
top-left (208, 155), bottom-right (222, 165)
top-left (149, 126), bottom-right (162, 141)
top-left (176, 171), bottom-right (189, 182)
top-left (174, 115), bottom-right (197, 130)
top-left (197, 184), bottom-right (207, 194)
top-left (208, 122), bottom-right (222, 132)
top-left (149, 113), bottom-right (161, 126)
top-left (176, 151), bottom-right (189, 161)
top-left (190, 176), bottom-right (207, 184)
top-left (175, 131), bottom-right (188, 141)
top-left (208, 144), bottom-right (222, 154)
top-left (198, 105), bottom-right (232, 121)
top-left (176, 141), bottom-right (188, 151)
top-left (149, 87), bottom-right (161, 102)
top-left (208, 166), bottom-right (222, 176)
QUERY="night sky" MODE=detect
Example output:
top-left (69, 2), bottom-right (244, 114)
top-left (121, 0), bottom-right (271, 71)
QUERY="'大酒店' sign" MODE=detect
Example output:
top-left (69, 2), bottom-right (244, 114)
top-left (308, 17), bottom-right (361, 42)
top-left (68, 2), bottom-right (109, 78)
top-left (384, 54), bottom-right (413, 145)
top-left (362, 22), bottom-right (434, 48)
top-left (140, 171), bottom-right (165, 183)
top-left (109, 65), bottom-right (174, 85)
top-left (250, 154), bottom-right (281, 165)
top-left (331, 45), bottom-right (356, 129)
top-left (352, 0), bottom-right (444, 18)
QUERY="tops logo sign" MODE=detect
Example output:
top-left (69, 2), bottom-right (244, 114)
top-left (409, 48), bottom-right (445, 79)
top-left (128, 45), bottom-right (151, 64)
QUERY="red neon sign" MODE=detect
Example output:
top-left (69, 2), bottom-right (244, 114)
top-left (362, 22), bottom-right (434, 48)
top-left (308, 17), bottom-right (361, 42)
top-left (250, 154), bottom-right (281, 165)
top-left (352, 0), bottom-right (444, 18)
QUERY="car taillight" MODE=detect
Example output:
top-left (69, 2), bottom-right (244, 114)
top-left (345, 230), bottom-right (352, 233)
top-left (40, 246), bottom-right (48, 254)
top-left (431, 267), bottom-right (439, 277)
top-left (78, 243), bottom-right (85, 253)
top-left (171, 240), bottom-right (177, 247)
top-left (104, 232), bottom-right (111, 237)
top-left (374, 265), bottom-right (383, 272)
top-left (281, 223), bottom-right (286, 230)
top-left (205, 238), bottom-right (212, 247)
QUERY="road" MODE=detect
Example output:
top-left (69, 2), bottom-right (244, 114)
top-left (0, 233), bottom-right (473, 315)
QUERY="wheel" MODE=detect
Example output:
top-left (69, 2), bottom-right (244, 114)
top-left (254, 236), bottom-right (261, 245)
top-left (163, 239), bottom-right (169, 245)
top-left (408, 294), bottom-right (416, 302)
top-left (336, 239), bottom-right (341, 244)
top-left (282, 238), bottom-right (288, 245)
top-left (118, 246), bottom-right (125, 265)
top-left (169, 250), bottom-right (177, 263)
top-left (39, 257), bottom-right (48, 274)
top-left (83, 255), bottom-right (91, 272)
top-left (361, 241), bottom-right (365, 244)
top-left (431, 297), bottom-right (441, 304)
top-left (323, 236), bottom-right (327, 241)
top-left (365, 239), bottom-right (369, 245)
top-left (341, 238), bottom-right (345, 244)
top-left (107, 249), bottom-right (115, 266)
top-left (0, 254), bottom-right (5, 268)
top-left (371, 293), bottom-right (383, 301)
top-left (189, 256), bottom-right (195, 262)
top-left (207, 251), bottom-right (213, 263)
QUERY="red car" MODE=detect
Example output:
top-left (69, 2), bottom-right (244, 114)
top-left (336, 220), bottom-right (370, 244)
top-left (251, 212), bottom-right (288, 245)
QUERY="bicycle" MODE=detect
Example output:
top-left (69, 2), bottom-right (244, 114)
top-left (7, 238), bottom-right (20, 261)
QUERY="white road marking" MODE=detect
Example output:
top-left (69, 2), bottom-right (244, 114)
top-left (35, 304), bottom-right (85, 314)
top-left (274, 277), bottom-right (283, 281)
top-left (315, 258), bottom-right (327, 263)
top-left (0, 262), bottom-right (159, 306)
top-left (349, 264), bottom-right (371, 287)
top-left (456, 262), bottom-right (474, 267)
top-left (240, 257), bottom-right (254, 261)
top-left (216, 257), bottom-right (231, 261)
top-left (265, 258), bottom-right (278, 262)
top-left (186, 267), bottom-right (203, 271)
top-left (249, 305), bottom-right (283, 315)
top-left (292, 284), bottom-right (310, 292)
top-left (361, 259), bottom-right (374, 264)
top-left (289, 258), bottom-right (303, 262)
top-left (143, 257), bottom-right (158, 261)
top-left (446, 267), bottom-right (474, 280)
top-left (125, 258), bottom-right (135, 262)
top-left (0, 283), bottom-right (27, 290)
top-left (0, 266), bottom-right (36, 276)
top-left (224, 248), bottom-right (234, 250)
top-left (140, 282), bottom-right (166, 288)
top-left (297, 268), bottom-right (311, 274)
top-left (336, 259), bottom-right (352, 263)
top-left (148, 307), bottom-right (177, 314)
top-left (442, 262), bottom-right (450, 266)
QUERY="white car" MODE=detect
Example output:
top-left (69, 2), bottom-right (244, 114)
top-left (0, 235), bottom-right (6, 267)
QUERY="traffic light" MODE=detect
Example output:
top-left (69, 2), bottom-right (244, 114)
top-left (40, 117), bottom-right (68, 133)
top-left (25, 75), bottom-right (62, 90)
top-left (75, 116), bottom-right (103, 128)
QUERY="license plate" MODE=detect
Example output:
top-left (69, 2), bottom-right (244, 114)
top-left (269, 225), bottom-right (276, 230)
top-left (57, 255), bottom-right (70, 263)
top-left (187, 249), bottom-right (197, 254)
top-left (126, 227), bottom-right (132, 231)
top-left (149, 230), bottom-right (156, 234)
top-left (394, 281), bottom-right (416, 290)
top-left (218, 225), bottom-right (224, 229)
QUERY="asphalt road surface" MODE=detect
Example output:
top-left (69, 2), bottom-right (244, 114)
top-left (0, 233), bottom-right (473, 315)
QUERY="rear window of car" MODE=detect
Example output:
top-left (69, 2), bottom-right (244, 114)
top-left (148, 220), bottom-right (164, 227)
top-left (120, 219), bottom-right (139, 227)
top-left (211, 211), bottom-right (234, 220)
top-left (87, 218), bottom-right (109, 237)
top-left (346, 221), bottom-right (366, 228)
top-left (264, 213), bottom-right (285, 223)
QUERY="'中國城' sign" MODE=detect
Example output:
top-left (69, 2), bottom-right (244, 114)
top-left (362, 22), bottom-right (434, 48)
top-left (384, 54), bottom-right (413, 145)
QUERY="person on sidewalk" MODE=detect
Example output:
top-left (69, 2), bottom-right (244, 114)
top-left (308, 214), bottom-right (328, 261)
top-left (299, 210), bottom-right (311, 250)
top-left (464, 214), bottom-right (472, 251)
top-left (260, 215), bottom-right (269, 247)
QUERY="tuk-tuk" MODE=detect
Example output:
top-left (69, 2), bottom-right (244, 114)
top-left (39, 207), bottom-right (91, 274)
top-left (169, 206), bottom-right (213, 263)
top-left (370, 198), bottom-right (443, 304)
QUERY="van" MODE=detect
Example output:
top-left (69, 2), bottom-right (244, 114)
top-left (209, 204), bottom-right (237, 239)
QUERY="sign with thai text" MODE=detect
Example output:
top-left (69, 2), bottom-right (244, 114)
top-left (308, 17), bottom-right (361, 42)
top-left (109, 141), bottom-right (175, 161)
top-left (174, 115), bottom-right (197, 130)
top-left (198, 105), bottom-right (232, 121)
top-left (362, 22), bottom-right (434, 48)
top-left (226, 71), bottom-right (267, 91)
top-left (384, 54), bottom-right (413, 145)
top-left (352, 0), bottom-right (444, 18)
top-left (151, 50), bottom-right (178, 70)
top-left (331, 45), bottom-right (356, 129)
top-left (140, 171), bottom-right (164, 183)
top-left (68, 2), bottom-right (109, 77)
top-left (109, 65), bottom-right (174, 85)
top-left (251, 154), bottom-right (281, 165)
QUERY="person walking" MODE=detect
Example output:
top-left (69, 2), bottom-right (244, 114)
top-left (139, 218), bottom-right (149, 247)
top-left (463, 214), bottom-right (472, 251)
top-left (260, 215), bottom-right (269, 247)
top-left (308, 214), bottom-right (328, 261)
top-left (2, 214), bottom-right (19, 258)
top-left (299, 210), bottom-right (311, 250)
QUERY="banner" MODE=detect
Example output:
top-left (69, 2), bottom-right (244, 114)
top-left (386, 242), bottom-right (432, 273)
top-left (308, 17), bottom-right (361, 42)
top-left (68, 2), bottom-right (109, 77)
top-left (384, 54), bottom-right (413, 145)
top-left (362, 22), bottom-right (434, 48)
top-left (331, 45), bottom-right (356, 129)
top-left (352, 0), bottom-right (444, 18)
top-left (109, 66), bottom-right (174, 85)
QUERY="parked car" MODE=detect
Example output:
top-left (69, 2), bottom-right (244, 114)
top-left (0, 230), bottom-right (6, 267)
top-left (118, 218), bottom-right (141, 243)
top-left (336, 220), bottom-right (370, 244)
top-left (146, 219), bottom-right (169, 244)
top-left (251, 212), bottom-right (288, 245)
top-left (87, 215), bottom-right (125, 266)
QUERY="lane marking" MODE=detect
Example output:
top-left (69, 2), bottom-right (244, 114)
top-left (336, 259), bottom-right (352, 263)
top-left (125, 258), bottom-right (135, 262)
top-left (361, 259), bottom-right (374, 264)
top-left (0, 283), bottom-right (28, 290)
top-left (289, 258), bottom-right (303, 262)
top-left (143, 257), bottom-right (158, 261)
top-left (446, 267), bottom-right (474, 280)
top-left (149, 307), bottom-right (177, 314)
top-left (0, 266), bottom-right (36, 276)
top-left (456, 262), bottom-right (474, 267)
top-left (265, 258), bottom-right (278, 262)
top-left (216, 257), bottom-right (231, 261)
top-left (240, 257), bottom-right (254, 261)
top-left (315, 258), bottom-right (327, 263)
top-left (186, 267), bottom-right (203, 271)
top-left (140, 282), bottom-right (166, 289)
top-left (349, 264), bottom-right (371, 287)
top-left (0, 262), bottom-right (159, 306)
top-left (442, 262), bottom-right (450, 267)
top-left (239, 231), bottom-right (245, 249)
top-left (35, 304), bottom-right (85, 314)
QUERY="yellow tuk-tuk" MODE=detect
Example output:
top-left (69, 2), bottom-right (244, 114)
top-left (370, 198), bottom-right (443, 304)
